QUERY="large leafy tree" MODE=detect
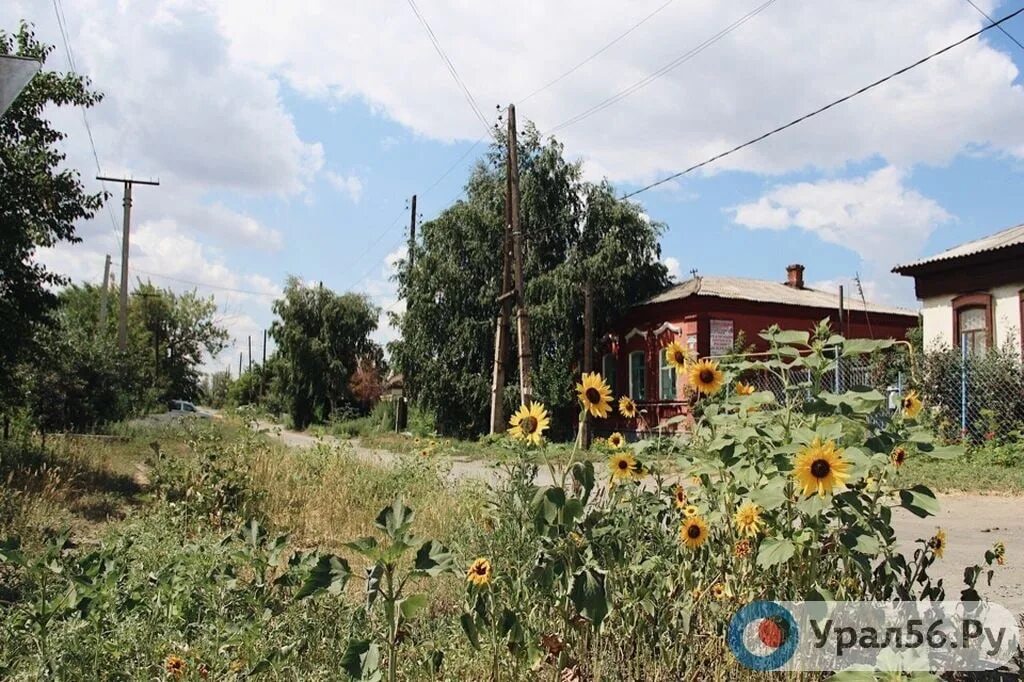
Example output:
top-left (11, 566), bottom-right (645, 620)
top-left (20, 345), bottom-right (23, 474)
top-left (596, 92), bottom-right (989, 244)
top-left (270, 278), bottom-right (382, 429)
top-left (0, 23), bottom-right (105, 404)
top-left (393, 124), bottom-right (669, 437)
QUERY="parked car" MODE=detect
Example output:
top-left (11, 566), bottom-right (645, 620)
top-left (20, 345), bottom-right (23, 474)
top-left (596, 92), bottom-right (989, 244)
top-left (167, 400), bottom-right (211, 419)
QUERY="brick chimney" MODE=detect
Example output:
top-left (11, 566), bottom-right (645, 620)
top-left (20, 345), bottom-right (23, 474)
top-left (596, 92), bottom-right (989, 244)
top-left (785, 263), bottom-right (805, 289)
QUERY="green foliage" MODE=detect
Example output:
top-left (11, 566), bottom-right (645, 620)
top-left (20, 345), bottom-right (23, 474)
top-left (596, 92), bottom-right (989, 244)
top-left (271, 277), bottom-right (383, 429)
top-left (0, 23), bottom-right (104, 406)
top-left (393, 124), bottom-right (668, 437)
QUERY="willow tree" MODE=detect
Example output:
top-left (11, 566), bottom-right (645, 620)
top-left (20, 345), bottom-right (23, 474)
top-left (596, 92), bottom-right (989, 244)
top-left (393, 124), bottom-right (669, 438)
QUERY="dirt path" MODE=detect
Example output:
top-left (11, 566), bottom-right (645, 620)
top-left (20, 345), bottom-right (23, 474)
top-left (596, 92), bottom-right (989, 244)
top-left (256, 422), bottom-right (1024, 615)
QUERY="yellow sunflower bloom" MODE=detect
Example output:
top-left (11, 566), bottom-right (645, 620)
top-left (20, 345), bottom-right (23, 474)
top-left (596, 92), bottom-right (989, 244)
top-left (993, 541), bottom-right (1006, 566)
top-left (929, 529), bottom-right (946, 560)
top-left (165, 655), bottom-right (186, 678)
top-left (664, 340), bottom-right (691, 372)
top-left (607, 432), bottom-right (625, 449)
top-left (735, 381), bottom-right (756, 396)
top-left (683, 504), bottom-right (699, 518)
top-left (467, 558), bottom-right (492, 586)
top-left (609, 452), bottom-right (639, 481)
top-left (672, 485), bottom-right (687, 509)
top-left (687, 359), bottom-right (724, 396)
top-left (508, 401), bottom-right (550, 446)
top-left (793, 438), bottom-right (851, 497)
top-left (680, 515), bottom-right (709, 549)
top-left (576, 372), bottom-right (613, 419)
top-left (711, 582), bottom-right (731, 600)
top-left (617, 396), bottom-right (638, 419)
top-left (733, 501), bottom-right (765, 538)
top-left (901, 390), bottom-right (923, 419)
top-left (891, 446), bottom-right (909, 468)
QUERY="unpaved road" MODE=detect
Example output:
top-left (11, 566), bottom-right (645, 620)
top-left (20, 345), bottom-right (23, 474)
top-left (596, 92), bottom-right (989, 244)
top-left (257, 422), bottom-right (1024, 616)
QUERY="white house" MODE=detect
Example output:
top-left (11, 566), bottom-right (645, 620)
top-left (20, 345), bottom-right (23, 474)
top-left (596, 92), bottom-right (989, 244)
top-left (893, 223), bottom-right (1023, 356)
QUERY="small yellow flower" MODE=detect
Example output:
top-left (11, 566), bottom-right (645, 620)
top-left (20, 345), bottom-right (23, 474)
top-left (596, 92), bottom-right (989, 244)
top-left (733, 501), bottom-right (765, 538)
top-left (165, 655), bottom-right (186, 678)
top-left (687, 359), bottom-right (724, 396)
top-left (734, 538), bottom-right (752, 558)
top-left (607, 432), bottom-right (625, 449)
top-left (576, 372), bottom-right (613, 419)
top-left (891, 446), bottom-right (909, 468)
top-left (691, 586), bottom-right (702, 601)
top-left (617, 396), bottom-right (638, 418)
top-left (672, 485), bottom-right (687, 509)
top-left (683, 504), bottom-right (699, 518)
top-left (664, 340), bottom-right (691, 372)
top-left (680, 515), bottom-right (709, 549)
top-left (690, 475), bottom-right (702, 487)
top-left (929, 529), bottom-right (947, 560)
top-left (609, 452), bottom-right (639, 481)
top-left (711, 582), bottom-right (731, 600)
top-left (901, 390), bottom-right (923, 418)
top-left (467, 558), bottom-right (492, 586)
top-left (735, 381), bottom-right (756, 396)
top-left (793, 438), bottom-right (851, 497)
top-left (993, 541), bottom-right (1006, 566)
top-left (508, 401), bottom-right (551, 446)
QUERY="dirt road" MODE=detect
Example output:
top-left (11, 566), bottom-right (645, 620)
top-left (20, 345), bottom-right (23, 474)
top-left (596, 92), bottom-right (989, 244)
top-left (257, 423), bottom-right (1024, 615)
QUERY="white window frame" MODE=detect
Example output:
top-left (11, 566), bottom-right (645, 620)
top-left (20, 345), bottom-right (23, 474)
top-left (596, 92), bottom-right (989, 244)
top-left (628, 350), bottom-right (645, 402)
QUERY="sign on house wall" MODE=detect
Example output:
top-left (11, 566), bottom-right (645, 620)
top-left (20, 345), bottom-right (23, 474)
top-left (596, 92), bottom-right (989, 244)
top-left (710, 319), bottom-right (734, 356)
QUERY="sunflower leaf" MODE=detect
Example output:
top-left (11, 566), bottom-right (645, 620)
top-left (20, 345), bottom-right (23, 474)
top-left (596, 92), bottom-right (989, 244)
top-left (568, 566), bottom-right (608, 628)
top-left (898, 485), bottom-right (940, 518)
top-left (413, 539), bottom-right (454, 577)
top-left (756, 538), bottom-right (795, 568)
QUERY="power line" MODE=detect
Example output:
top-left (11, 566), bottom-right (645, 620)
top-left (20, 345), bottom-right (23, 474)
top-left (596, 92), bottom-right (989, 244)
top-left (517, 0), bottom-right (679, 104)
top-left (550, 0), bottom-right (780, 133)
top-left (119, 265), bottom-right (279, 298)
top-left (405, 0), bottom-right (495, 139)
top-left (621, 4), bottom-right (1024, 200)
top-left (962, 0), bottom-right (1024, 54)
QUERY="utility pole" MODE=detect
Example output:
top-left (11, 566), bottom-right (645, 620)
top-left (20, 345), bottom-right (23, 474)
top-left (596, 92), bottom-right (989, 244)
top-left (98, 254), bottom-right (111, 333)
top-left (507, 104), bottom-right (533, 405)
top-left (248, 335), bottom-right (252, 373)
top-left (489, 146), bottom-right (515, 433)
top-left (408, 195), bottom-right (417, 272)
top-left (98, 175), bottom-right (160, 350)
top-left (582, 279), bottom-right (594, 448)
top-left (238, 352), bottom-right (243, 377)
top-left (262, 329), bottom-right (267, 365)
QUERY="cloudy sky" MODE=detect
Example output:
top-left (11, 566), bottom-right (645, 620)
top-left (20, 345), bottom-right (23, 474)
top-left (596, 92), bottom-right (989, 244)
top-left (4, 0), bottom-right (1024, 373)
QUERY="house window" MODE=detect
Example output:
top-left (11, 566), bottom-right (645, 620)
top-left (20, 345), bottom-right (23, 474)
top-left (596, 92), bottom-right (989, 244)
top-left (659, 347), bottom-right (677, 400)
top-left (602, 353), bottom-right (617, 395)
top-left (628, 351), bottom-right (645, 402)
top-left (952, 293), bottom-right (992, 356)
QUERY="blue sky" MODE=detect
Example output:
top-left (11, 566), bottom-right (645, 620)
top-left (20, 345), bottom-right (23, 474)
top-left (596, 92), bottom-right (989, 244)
top-left (5, 0), bottom-right (1024, 371)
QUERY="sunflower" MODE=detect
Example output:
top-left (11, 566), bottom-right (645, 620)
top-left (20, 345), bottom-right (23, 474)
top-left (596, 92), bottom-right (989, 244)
top-left (735, 381), bottom-right (756, 396)
top-left (733, 501), bottom-right (765, 538)
top-left (891, 446), bottom-right (909, 468)
top-left (901, 390), bottom-right (923, 419)
top-left (993, 541), bottom-right (1006, 566)
top-left (683, 504), bottom-right (699, 518)
top-left (664, 340), bottom-right (691, 372)
top-left (680, 515), bottom-right (709, 549)
top-left (467, 558), bottom-right (493, 586)
top-left (617, 396), bottom-right (638, 419)
top-left (711, 583), bottom-right (731, 600)
top-left (691, 587), bottom-right (702, 601)
top-left (508, 402), bottom-right (550, 446)
top-left (576, 372), bottom-right (613, 419)
top-left (607, 432), bottom-right (625, 449)
top-left (165, 655), bottom-right (186, 678)
top-left (793, 438), bottom-right (851, 498)
top-left (609, 452), bottom-right (639, 481)
top-left (734, 538), bottom-right (752, 558)
top-left (687, 359), bottom-right (724, 396)
top-left (672, 485), bottom-right (687, 509)
top-left (929, 529), bottom-right (946, 560)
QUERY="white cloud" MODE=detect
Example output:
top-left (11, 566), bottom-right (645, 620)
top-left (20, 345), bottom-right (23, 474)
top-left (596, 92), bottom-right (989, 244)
top-left (730, 166), bottom-right (953, 267)
top-left (212, 0), bottom-right (1024, 183)
top-left (326, 171), bottom-right (365, 203)
top-left (662, 256), bottom-right (682, 281)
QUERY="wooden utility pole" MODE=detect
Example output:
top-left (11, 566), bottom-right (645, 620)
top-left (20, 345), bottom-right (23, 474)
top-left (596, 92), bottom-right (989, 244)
top-left (248, 335), bottom-right (253, 372)
top-left (238, 352), bottom-right (243, 377)
top-left (408, 195), bottom-right (417, 271)
top-left (262, 329), bottom-right (267, 365)
top-left (507, 104), bottom-right (533, 405)
top-left (98, 254), bottom-right (111, 333)
top-left (98, 175), bottom-right (160, 350)
top-left (488, 147), bottom-right (515, 433)
top-left (582, 279), bottom-right (594, 448)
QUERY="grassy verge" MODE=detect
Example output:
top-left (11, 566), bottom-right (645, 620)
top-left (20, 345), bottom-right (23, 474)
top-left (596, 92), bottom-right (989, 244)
top-left (898, 456), bottom-right (1024, 495)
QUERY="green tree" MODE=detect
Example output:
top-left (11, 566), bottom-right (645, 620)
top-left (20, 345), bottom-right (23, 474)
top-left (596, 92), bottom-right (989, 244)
top-left (270, 278), bottom-right (382, 429)
top-left (0, 23), bottom-right (105, 406)
top-left (393, 125), bottom-right (669, 437)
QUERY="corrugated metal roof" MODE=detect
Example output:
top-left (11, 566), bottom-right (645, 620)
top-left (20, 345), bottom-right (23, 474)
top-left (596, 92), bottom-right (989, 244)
top-left (640, 275), bottom-right (916, 316)
top-left (893, 223), bottom-right (1024, 272)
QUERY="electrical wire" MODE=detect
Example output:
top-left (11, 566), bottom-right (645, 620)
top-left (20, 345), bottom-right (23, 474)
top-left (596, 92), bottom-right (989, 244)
top-left (120, 265), bottom-right (279, 298)
top-left (550, 0), bottom-right (780, 133)
top-left (517, 0), bottom-right (679, 104)
top-left (620, 4), bottom-right (1024, 200)
top-left (962, 0), bottom-right (1024, 54)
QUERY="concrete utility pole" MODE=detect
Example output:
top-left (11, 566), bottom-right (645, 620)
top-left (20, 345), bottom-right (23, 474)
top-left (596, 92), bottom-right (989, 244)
top-left (507, 104), bottom-right (533, 405)
top-left (98, 254), bottom-right (111, 333)
top-left (488, 148), bottom-right (515, 433)
top-left (582, 279), bottom-right (594, 448)
top-left (248, 335), bottom-right (252, 373)
top-left (98, 175), bottom-right (160, 350)
top-left (408, 194), bottom-right (417, 272)
top-left (262, 329), bottom-right (267, 365)
top-left (239, 352), bottom-right (243, 377)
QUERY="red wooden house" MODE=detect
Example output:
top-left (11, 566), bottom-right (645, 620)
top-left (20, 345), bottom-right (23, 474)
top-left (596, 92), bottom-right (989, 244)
top-left (599, 265), bottom-right (918, 435)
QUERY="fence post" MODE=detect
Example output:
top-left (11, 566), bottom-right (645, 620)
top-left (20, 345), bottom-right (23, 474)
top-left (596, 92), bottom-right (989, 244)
top-left (833, 347), bottom-right (841, 393)
top-left (960, 333), bottom-right (968, 437)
